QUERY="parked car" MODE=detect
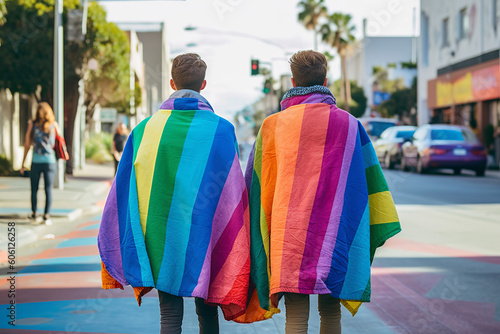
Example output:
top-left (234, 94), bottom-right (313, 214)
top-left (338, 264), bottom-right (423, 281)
top-left (359, 118), bottom-right (398, 141)
top-left (374, 126), bottom-right (417, 169)
top-left (400, 124), bottom-right (487, 176)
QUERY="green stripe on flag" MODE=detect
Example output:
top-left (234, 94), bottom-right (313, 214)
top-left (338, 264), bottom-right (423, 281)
top-left (145, 110), bottom-right (196, 283)
top-left (365, 164), bottom-right (389, 195)
top-left (369, 221), bottom-right (401, 262)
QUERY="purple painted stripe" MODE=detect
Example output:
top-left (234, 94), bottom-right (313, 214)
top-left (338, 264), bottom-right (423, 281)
top-left (97, 180), bottom-right (127, 285)
top-left (210, 192), bottom-right (248, 284)
top-left (192, 155), bottom-right (245, 296)
top-left (298, 110), bottom-right (349, 292)
top-left (314, 113), bottom-right (358, 292)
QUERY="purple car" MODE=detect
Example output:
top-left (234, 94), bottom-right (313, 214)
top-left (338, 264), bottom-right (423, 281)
top-left (401, 124), bottom-right (487, 176)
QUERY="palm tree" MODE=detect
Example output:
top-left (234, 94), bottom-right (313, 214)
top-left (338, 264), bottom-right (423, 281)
top-left (321, 13), bottom-right (356, 111)
top-left (298, 0), bottom-right (327, 50)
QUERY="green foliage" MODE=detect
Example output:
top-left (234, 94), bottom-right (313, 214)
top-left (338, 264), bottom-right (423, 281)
top-left (297, 0), bottom-right (327, 31)
top-left (0, 0), bottom-right (7, 27)
top-left (85, 132), bottom-right (112, 164)
top-left (330, 79), bottom-right (367, 118)
top-left (373, 66), bottom-right (405, 93)
top-left (0, 154), bottom-right (11, 176)
top-left (379, 78), bottom-right (417, 118)
top-left (401, 61), bottom-right (417, 69)
top-left (349, 81), bottom-right (367, 118)
top-left (84, 3), bottom-right (130, 117)
top-left (320, 13), bottom-right (356, 52)
top-left (372, 66), bottom-right (383, 75)
top-left (0, 0), bottom-right (129, 115)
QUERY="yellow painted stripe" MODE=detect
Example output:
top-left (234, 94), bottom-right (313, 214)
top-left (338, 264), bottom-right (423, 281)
top-left (368, 191), bottom-right (399, 225)
top-left (134, 110), bottom-right (171, 234)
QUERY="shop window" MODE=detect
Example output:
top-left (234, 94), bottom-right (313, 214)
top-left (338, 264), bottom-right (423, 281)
top-left (442, 18), bottom-right (449, 48)
top-left (459, 8), bottom-right (469, 40)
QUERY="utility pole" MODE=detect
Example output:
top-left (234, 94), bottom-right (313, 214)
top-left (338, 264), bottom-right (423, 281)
top-left (54, 0), bottom-right (64, 189)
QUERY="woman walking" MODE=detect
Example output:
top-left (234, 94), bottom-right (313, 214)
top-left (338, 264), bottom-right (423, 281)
top-left (111, 123), bottom-right (128, 175)
top-left (20, 102), bottom-right (61, 225)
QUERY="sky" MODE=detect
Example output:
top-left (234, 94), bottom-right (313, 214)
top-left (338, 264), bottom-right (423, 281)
top-left (101, 0), bottom-right (420, 120)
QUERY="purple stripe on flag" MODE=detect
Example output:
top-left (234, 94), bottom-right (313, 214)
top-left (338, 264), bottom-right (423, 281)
top-left (298, 110), bottom-right (349, 292)
top-left (192, 155), bottom-right (245, 296)
top-left (98, 180), bottom-right (127, 285)
top-left (314, 114), bottom-right (358, 292)
top-left (160, 99), bottom-right (174, 110)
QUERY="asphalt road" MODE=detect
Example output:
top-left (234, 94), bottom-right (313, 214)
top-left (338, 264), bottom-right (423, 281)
top-left (0, 169), bottom-right (499, 333)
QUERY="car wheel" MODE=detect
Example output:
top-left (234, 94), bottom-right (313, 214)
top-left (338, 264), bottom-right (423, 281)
top-left (416, 157), bottom-right (428, 174)
top-left (475, 168), bottom-right (485, 177)
top-left (384, 153), bottom-right (394, 169)
top-left (400, 156), bottom-right (409, 172)
top-left (453, 168), bottom-right (461, 175)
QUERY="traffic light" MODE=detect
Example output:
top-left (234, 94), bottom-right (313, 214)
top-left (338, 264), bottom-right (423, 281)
top-left (251, 59), bottom-right (259, 76)
top-left (263, 79), bottom-right (272, 94)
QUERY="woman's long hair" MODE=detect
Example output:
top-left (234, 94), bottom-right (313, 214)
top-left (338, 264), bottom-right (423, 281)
top-left (34, 102), bottom-right (56, 133)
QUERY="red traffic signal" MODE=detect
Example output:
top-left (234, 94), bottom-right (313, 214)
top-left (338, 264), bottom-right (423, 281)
top-left (251, 59), bottom-right (259, 76)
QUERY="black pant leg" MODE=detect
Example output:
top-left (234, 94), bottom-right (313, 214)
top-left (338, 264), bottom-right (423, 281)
top-left (195, 298), bottom-right (219, 334)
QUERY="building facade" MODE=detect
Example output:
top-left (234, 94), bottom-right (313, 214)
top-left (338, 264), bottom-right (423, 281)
top-left (418, 0), bottom-right (500, 148)
top-left (346, 33), bottom-right (417, 117)
top-left (117, 22), bottom-right (173, 120)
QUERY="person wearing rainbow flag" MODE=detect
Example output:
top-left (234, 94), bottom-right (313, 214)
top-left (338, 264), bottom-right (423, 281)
top-left (243, 50), bottom-right (401, 333)
top-left (98, 53), bottom-right (251, 334)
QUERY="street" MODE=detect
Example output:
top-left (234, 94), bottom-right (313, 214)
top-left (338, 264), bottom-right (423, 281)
top-left (0, 167), bottom-right (499, 333)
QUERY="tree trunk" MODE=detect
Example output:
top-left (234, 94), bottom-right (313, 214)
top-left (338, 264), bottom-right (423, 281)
top-left (63, 78), bottom-right (80, 175)
top-left (340, 54), bottom-right (350, 112)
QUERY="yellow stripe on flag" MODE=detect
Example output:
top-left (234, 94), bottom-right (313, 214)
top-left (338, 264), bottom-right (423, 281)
top-left (368, 191), bottom-right (399, 225)
top-left (134, 110), bottom-right (171, 235)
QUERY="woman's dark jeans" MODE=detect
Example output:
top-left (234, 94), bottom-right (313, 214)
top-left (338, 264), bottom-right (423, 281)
top-left (30, 163), bottom-right (56, 216)
top-left (158, 291), bottom-right (219, 334)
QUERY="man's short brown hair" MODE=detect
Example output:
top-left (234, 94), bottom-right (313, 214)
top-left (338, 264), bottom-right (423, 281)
top-left (171, 53), bottom-right (207, 91)
top-left (289, 50), bottom-right (327, 87)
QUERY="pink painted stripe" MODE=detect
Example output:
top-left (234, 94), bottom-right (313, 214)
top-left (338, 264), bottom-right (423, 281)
top-left (192, 154), bottom-right (245, 296)
top-left (314, 114), bottom-right (358, 291)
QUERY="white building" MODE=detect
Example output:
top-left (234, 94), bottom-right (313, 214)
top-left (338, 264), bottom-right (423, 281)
top-left (345, 25), bottom-right (417, 116)
top-left (117, 22), bottom-right (173, 119)
top-left (418, 0), bottom-right (500, 143)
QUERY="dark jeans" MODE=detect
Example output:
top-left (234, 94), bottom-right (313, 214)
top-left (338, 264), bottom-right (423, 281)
top-left (158, 291), bottom-right (219, 334)
top-left (30, 163), bottom-right (56, 215)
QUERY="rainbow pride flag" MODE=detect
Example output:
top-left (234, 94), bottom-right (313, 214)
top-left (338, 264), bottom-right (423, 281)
top-left (239, 89), bottom-right (401, 321)
top-left (98, 97), bottom-right (251, 321)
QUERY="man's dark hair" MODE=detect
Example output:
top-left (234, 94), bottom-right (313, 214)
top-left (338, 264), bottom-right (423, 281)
top-left (289, 50), bottom-right (328, 87)
top-left (171, 53), bottom-right (207, 91)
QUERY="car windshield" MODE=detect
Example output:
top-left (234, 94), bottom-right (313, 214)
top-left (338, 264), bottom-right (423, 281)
top-left (395, 130), bottom-right (415, 139)
top-left (369, 122), bottom-right (395, 137)
top-left (430, 129), bottom-right (464, 141)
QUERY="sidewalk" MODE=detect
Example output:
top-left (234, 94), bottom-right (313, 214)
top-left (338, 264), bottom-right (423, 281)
top-left (0, 162), bottom-right (114, 258)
